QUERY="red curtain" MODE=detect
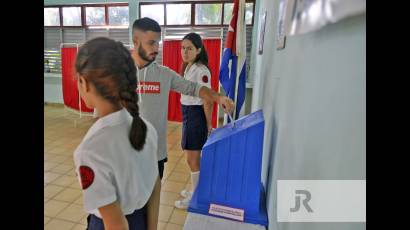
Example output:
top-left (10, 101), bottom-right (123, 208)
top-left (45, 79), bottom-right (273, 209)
top-left (61, 47), bottom-right (93, 113)
top-left (162, 39), bottom-right (221, 128)
top-left (162, 40), bottom-right (183, 124)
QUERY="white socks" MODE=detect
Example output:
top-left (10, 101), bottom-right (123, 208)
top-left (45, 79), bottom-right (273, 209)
top-left (190, 171), bottom-right (200, 193)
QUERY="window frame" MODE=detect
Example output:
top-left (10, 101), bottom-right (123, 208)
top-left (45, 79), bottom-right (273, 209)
top-left (61, 6), bottom-right (83, 28)
top-left (44, 3), bottom-right (129, 28)
top-left (107, 5), bottom-right (130, 26)
top-left (194, 2), bottom-right (224, 26)
top-left (165, 2), bottom-right (192, 26)
top-left (44, 7), bottom-right (61, 27)
top-left (84, 5), bottom-right (107, 27)
top-left (139, 0), bottom-right (255, 28)
top-left (138, 3), bottom-right (166, 26)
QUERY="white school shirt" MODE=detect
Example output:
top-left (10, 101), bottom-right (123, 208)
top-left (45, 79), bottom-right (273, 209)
top-left (73, 108), bottom-right (158, 218)
top-left (180, 63), bottom-right (211, 106)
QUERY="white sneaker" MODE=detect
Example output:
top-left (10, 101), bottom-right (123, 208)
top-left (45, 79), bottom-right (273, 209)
top-left (174, 197), bottom-right (191, 209)
top-left (180, 189), bottom-right (192, 198)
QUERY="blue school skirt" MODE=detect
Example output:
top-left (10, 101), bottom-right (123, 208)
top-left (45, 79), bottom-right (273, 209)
top-left (181, 105), bottom-right (208, 151)
top-left (86, 205), bottom-right (147, 230)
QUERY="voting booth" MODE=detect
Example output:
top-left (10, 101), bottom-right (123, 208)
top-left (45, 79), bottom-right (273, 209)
top-left (188, 110), bottom-right (268, 226)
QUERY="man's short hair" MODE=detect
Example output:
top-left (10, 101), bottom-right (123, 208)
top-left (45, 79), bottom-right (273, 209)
top-left (132, 17), bottom-right (161, 33)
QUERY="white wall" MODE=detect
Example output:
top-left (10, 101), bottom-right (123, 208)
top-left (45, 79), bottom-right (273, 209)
top-left (44, 74), bottom-right (63, 103)
top-left (250, 1), bottom-right (366, 229)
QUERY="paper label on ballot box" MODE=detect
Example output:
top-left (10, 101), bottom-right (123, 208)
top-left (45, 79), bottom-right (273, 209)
top-left (208, 204), bottom-right (245, 221)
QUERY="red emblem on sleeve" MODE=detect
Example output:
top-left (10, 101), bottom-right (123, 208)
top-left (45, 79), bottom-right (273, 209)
top-left (202, 75), bottom-right (209, 83)
top-left (79, 166), bottom-right (94, 190)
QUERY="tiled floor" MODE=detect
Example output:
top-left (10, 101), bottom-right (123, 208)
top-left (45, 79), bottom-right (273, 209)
top-left (44, 104), bottom-right (192, 230)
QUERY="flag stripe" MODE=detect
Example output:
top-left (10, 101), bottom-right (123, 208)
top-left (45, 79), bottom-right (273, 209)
top-left (219, 0), bottom-right (246, 120)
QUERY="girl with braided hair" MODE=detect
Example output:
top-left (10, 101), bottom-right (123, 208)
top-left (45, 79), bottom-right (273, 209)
top-left (73, 37), bottom-right (160, 230)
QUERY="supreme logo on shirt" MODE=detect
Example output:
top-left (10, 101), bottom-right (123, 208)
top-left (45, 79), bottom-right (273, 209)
top-left (136, 82), bottom-right (161, 94)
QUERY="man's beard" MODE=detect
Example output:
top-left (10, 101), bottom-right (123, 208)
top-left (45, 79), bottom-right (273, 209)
top-left (138, 45), bottom-right (157, 65)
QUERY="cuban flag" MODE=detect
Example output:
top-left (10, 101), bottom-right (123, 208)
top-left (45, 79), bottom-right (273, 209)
top-left (219, 0), bottom-right (246, 120)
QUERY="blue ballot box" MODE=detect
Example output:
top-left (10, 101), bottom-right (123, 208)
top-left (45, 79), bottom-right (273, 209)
top-left (188, 110), bottom-right (268, 226)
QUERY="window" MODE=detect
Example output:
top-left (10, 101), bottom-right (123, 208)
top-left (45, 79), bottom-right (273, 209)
top-left (86, 7), bottom-right (106, 26)
top-left (108, 6), bottom-right (129, 26)
top-left (223, 2), bottom-right (254, 25)
top-left (62, 7), bottom-right (82, 26)
top-left (140, 4), bottom-right (164, 25)
top-left (245, 3), bottom-right (254, 25)
top-left (44, 8), bottom-right (60, 26)
top-left (166, 4), bottom-right (191, 25)
top-left (223, 3), bottom-right (233, 24)
top-left (138, 1), bottom-right (254, 27)
top-left (195, 3), bottom-right (222, 25)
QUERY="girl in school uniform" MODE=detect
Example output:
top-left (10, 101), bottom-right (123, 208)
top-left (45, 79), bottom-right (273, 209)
top-left (174, 33), bottom-right (213, 209)
top-left (73, 37), bottom-right (160, 230)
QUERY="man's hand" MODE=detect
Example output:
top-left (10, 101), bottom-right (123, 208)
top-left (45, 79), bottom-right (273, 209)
top-left (217, 96), bottom-right (235, 114)
top-left (198, 86), bottom-right (235, 115)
